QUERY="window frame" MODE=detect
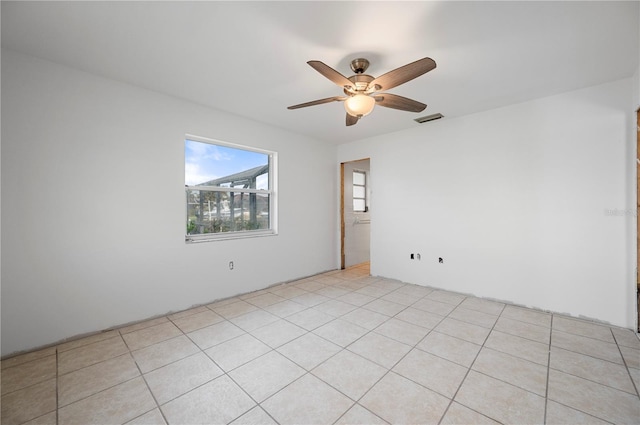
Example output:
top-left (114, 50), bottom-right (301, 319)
top-left (184, 134), bottom-right (278, 243)
top-left (352, 169), bottom-right (368, 213)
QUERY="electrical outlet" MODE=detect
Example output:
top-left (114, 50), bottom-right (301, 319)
top-left (410, 253), bottom-right (414, 260)
top-left (229, 261), bottom-right (234, 270)
top-left (438, 257), bottom-right (443, 264)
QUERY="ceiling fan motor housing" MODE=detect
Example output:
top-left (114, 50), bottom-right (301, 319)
top-left (350, 58), bottom-right (370, 74)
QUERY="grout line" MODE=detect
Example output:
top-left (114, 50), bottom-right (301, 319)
top-left (133, 362), bottom-right (169, 425)
top-left (138, 316), bottom-right (268, 424)
top-left (56, 347), bottom-right (59, 425)
top-left (334, 285), bottom-right (447, 407)
top-left (551, 326), bottom-right (624, 345)
top-left (610, 327), bottom-right (640, 398)
top-left (229, 271), bottom-right (366, 419)
top-left (548, 338), bottom-right (630, 367)
top-left (0, 357), bottom-right (58, 398)
top-left (546, 314), bottom-right (638, 423)
top-left (253, 405), bottom-right (282, 425)
top-left (0, 349), bottom-right (57, 371)
top-left (437, 301), bottom-right (506, 425)
top-left (490, 328), bottom-right (552, 347)
top-left (122, 326), bottom-right (169, 423)
top-left (227, 274), bottom-right (397, 422)
top-left (311, 285), bottom-right (451, 420)
top-left (57, 374), bottom-right (142, 411)
top-left (543, 399), bottom-right (618, 425)
top-left (543, 314), bottom-right (553, 424)
top-left (222, 357), bottom-right (281, 423)
top-left (546, 358), bottom-right (639, 396)
top-left (56, 332), bottom-right (122, 355)
top-left (57, 348), bottom-right (131, 378)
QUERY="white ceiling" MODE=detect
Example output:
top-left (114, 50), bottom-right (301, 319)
top-left (2, 1), bottom-right (638, 144)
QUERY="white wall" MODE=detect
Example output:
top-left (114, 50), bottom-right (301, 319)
top-left (1, 49), bottom-right (337, 356)
top-left (633, 11), bottom-right (640, 331)
top-left (631, 47), bottom-right (639, 333)
top-left (339, 78), bottom-right (635, 329)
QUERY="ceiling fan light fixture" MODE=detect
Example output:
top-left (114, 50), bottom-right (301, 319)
top-left (344, 94), bottom-right (375, 117)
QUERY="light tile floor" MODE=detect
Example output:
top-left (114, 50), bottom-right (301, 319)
top-left (2, 263), bottom-right (640, 424)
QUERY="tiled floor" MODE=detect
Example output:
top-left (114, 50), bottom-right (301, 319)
top-left (2, 263), bottom-right (640, 424)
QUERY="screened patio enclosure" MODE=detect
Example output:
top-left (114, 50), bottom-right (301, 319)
top-left (186, 164), bottom-right (270, 235)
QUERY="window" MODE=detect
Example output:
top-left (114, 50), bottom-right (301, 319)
top-left (353, 170), bottom-right (367, 212)
top-left (185, 135), bottom-right (277, 242)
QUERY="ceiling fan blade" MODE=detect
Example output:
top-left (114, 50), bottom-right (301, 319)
top-left (374, 93), bottom-right (427, 112)
top-left (346, 113), bottom-right (359, 126)
top-left (370, 57), bottom-right (436, 91)
top-left (287, 96), bottom-right (345, 110)
top-left (308, 61), bottom-right (355, 90)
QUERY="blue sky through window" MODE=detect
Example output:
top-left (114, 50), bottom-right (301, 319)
top-left (185, 139), bottom-right (269, 188)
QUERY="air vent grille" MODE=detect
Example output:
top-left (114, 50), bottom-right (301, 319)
top-left (414, 113), bottom-right (444, 124)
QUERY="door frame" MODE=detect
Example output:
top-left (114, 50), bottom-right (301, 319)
top-left (340, 162), bottom-right (345, 269)
top-left (340, 158), bottom-right (371, 270)
top-left (636, 107), bottom-right (639, 332)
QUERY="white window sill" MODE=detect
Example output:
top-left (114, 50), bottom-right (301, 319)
top-left (185, 230), bottom-right (277, 243)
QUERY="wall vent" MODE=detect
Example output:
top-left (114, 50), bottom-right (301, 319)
top-left (414, 113), bottom-right (444, 124)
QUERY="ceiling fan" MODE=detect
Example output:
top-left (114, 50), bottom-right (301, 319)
top-left (287, 57), bottom-right (436, 126)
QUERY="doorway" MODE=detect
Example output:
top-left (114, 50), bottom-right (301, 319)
top-left (341, 158), bottom-right (371, 270)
